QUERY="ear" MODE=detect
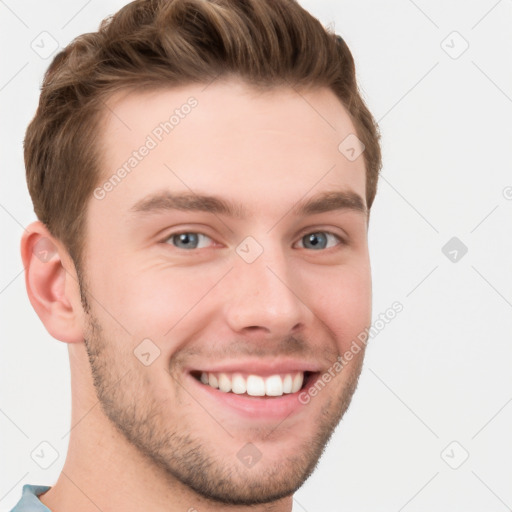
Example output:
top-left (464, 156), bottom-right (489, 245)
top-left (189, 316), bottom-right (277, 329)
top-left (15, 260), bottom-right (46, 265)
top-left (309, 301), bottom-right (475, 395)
top-left (20, 221), bottom-right (84, 344)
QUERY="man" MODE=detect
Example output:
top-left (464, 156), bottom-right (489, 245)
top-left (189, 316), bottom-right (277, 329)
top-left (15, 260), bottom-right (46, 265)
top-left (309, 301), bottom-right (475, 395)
top-left (13, 0), bottom-right (381, 510)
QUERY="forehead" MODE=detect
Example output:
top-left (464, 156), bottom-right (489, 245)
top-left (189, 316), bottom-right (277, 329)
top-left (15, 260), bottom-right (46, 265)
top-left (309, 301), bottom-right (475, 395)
top-left (93, 79), bottom-right (366, 220)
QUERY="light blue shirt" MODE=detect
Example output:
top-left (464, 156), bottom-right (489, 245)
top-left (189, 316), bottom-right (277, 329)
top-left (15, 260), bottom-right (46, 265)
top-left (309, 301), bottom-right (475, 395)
top-left (10, 484), bottom-right (51, 512)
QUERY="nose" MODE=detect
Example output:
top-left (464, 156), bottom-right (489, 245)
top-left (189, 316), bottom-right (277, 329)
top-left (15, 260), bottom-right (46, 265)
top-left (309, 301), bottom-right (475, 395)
top-left (223, 243), bottom-right (310, 339)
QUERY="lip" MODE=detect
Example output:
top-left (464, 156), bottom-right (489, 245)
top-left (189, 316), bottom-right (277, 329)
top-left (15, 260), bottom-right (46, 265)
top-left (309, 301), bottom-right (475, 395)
top-left (185, 358), bottom-right (324, 377)
top-left (185, 370), bottom-right (320, 421)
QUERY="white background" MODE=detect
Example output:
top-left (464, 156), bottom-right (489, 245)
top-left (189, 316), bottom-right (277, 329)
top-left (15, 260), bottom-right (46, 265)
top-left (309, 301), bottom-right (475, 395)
top-left (1, 1), bottom-right (511, 510)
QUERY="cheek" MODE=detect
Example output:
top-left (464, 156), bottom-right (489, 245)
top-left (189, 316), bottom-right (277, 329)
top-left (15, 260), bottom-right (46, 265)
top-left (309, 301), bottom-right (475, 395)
top-left (94, 263), bottom-right (223, 338)
top-left (304, 262), bottom-right (372, 349)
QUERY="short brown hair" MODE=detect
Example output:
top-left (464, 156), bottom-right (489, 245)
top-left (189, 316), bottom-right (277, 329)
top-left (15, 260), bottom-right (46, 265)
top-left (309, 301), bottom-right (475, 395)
top-left (25, 0), bottom-right (381, 271)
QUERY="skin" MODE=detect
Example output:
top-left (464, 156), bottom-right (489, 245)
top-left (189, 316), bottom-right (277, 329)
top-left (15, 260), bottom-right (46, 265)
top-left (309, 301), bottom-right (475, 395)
top-left (21, 78), bottom-right (372, 512)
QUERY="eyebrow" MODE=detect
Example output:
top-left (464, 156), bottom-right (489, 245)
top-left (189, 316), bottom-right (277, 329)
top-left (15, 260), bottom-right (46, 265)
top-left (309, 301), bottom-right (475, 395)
top-left (128, 190), bottom-right (367, 218)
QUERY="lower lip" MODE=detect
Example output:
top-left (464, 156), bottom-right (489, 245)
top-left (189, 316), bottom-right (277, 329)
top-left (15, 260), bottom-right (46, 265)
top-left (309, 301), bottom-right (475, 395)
top-left (186, 373), bottom-right (316, 421)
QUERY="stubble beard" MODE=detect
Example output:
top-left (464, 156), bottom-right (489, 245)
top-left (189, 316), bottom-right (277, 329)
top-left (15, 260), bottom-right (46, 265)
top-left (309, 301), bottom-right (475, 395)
top-left (81, 292), bottom-right (365, 505)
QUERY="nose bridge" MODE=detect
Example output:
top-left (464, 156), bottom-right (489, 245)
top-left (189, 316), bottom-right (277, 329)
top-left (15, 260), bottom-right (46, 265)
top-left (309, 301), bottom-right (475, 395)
top-left (223, 236), bottom-right (308, 335)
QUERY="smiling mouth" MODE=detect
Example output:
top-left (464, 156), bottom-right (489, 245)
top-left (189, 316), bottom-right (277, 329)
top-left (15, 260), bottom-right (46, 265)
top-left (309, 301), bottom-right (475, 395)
top-left (191, 371), bottom-right (316, 397)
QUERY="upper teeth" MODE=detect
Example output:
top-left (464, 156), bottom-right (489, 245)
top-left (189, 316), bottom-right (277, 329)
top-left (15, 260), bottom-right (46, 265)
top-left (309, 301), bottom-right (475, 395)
top-left (200, 372), bottom-right (304, 397)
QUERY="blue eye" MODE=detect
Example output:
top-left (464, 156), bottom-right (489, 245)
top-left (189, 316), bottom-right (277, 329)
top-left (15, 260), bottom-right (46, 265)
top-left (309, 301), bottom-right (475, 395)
top-left (163, 231), bottom-right (343, 251)
top-left (166, 232), bottom-right (213, 250)
top-left (298, 232), bottom-right (342, 250)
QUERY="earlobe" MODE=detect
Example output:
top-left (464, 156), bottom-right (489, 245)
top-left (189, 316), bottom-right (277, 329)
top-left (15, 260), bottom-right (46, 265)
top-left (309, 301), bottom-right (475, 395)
top-left (20, 221), bottom-right (84, 344)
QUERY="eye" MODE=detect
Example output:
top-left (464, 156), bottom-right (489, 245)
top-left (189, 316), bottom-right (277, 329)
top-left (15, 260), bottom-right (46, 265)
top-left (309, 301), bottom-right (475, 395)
top-left (296, 231), bottom-right (343, 250)
top-left (164, 232), bottom-right (214, 250)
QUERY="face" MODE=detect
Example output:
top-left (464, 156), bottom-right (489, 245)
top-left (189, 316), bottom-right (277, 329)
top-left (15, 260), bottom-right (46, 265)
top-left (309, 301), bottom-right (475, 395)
top-left (80, 79), bottom-right (371, 505)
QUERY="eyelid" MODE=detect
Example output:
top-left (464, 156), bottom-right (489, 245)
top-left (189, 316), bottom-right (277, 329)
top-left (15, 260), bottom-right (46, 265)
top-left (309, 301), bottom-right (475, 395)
top-left (294, 226), bottom-right (348, 245)
top-left (159, 226), bottom-right (349, 250)
top-left (157, 222), bottom-right (219, 241)
top-left (162, 230), bottom-right (218, 249)
top-left (293, 230), bottom-right (345, 249)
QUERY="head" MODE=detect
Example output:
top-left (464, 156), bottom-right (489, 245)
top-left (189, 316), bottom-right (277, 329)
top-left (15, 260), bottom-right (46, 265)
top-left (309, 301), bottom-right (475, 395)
top-left (22, 0), bottom-right (381, 506)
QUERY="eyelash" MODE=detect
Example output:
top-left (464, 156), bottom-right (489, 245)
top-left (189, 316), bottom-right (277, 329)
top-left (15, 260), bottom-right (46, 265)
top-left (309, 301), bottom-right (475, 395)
top-left (161, 230), bottom-right (346, 251)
